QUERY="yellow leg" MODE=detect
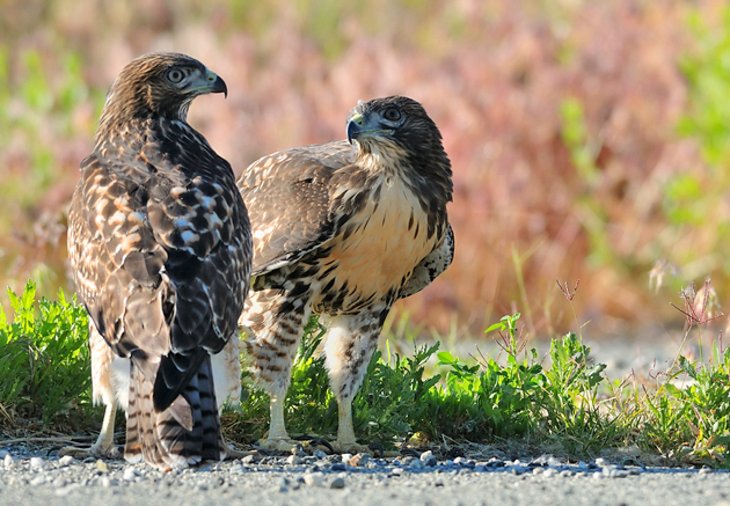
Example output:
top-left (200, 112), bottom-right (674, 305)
top-left (334, 398), bottom-right (368, 453)
top-left (60, 402), bottom-right (120, 459)
top-left (257, 392), bottom-right (297, 452)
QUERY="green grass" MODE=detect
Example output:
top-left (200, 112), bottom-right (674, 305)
top-left (0, 282), bottom-right (93, 432)
top-left (2, 284), bottom-right (730, 467)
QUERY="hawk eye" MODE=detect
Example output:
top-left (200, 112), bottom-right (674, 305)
top-left (166, 69), bottom-right (185, 84)
top-left (382, 107), bottom-right (402, 123)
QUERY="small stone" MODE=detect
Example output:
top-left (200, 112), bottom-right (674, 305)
top-left (348, 453), bottom-right (371, 467)
top-left (419, 451), bottom-right (437, 467)
top-left (341, 453), bottom-right (353, 464)
top-left (95, 459), bottom-right (108, 474)
top-left (330, 463), bottom-right (346, 471)
top-left (390, 467), bottom-right (404, 476)
top-left (58, 455), bottom-right (75, 467)
top-left (278, 477), bottom-right (290, 492)
top-left (0, 449), bottom-right (8, 459)
top-left (594, 458), bottom-right (607, 467)
top-left (453, 457), bottom-right (474, 468)
top-left (603, 468), bottom-right (629, 478)
top-left (122, 467), bottom-right (138, 481)
top-left (100, 477), bottom-right (112, 488)
top-left (485, 458), bottom-right (505, 468)
top-left (330, 476), bottom-right (346, 489)
top-left (313, 449), bottom-right (327, 459)
top-left (30, 457), bottom-right (45, 471)
top-left (559, 470), bottom-right (574, 478)
top-left (241, 454), bottom-right (256, 465)
top-left (543, 468), bottom-right (558, 478)
top-left (285, 455), bottom-right (301, 465)
top-left (408, 459), bottom-right (423, 470)
top-left (303, 473), bottom-right (324, 487)
top-left (434, 479), bottom-right (444, 487)
top-left (532, 467), bottom-right (544, 475)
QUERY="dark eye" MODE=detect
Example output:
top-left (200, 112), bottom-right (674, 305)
top-left (382, 107), bottom-right (402, 122)
top-left (166, 68), bottom-right (185, 84)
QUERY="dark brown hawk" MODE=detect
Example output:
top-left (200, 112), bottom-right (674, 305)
top-left (238, 96), bottom-right (454, 452)
top-left (65, 53), bottom-right (251, 470)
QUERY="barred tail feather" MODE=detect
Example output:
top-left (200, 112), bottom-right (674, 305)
top-left (124, 354), bottom-right (223, 471)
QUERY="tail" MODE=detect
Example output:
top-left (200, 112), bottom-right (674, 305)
top-left (124, 353), bottom-right (224, 471)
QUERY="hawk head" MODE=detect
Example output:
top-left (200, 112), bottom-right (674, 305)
top-left (346, 96), bottom-right (442, 152)
top-left (346, 95), bottom-right (452, 202)
top-left (99, 52), bottom-right (227, 126)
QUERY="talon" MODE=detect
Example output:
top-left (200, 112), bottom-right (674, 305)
top-left (59, 444), bottom-right (121, 460)
top-left (332, 440), bottom-right (371, 455)
top-left (256, 438), bottom-right (299, 453)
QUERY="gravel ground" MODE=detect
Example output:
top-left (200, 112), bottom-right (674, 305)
top-left (1, 445), bottom-right (729, 506)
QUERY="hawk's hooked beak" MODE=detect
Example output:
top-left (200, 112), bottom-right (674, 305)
top-left (204, 68), bottom-right (228, 98)
top-left (346, 112), bottom-right (365, 144)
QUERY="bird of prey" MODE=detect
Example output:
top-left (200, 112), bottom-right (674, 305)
top-left (65, 52), bottom-right (251, 470)
top-left (238, 96), bottom-right (454, 452)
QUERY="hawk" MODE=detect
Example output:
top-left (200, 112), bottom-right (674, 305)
top-left (238, 96), bottom-right (454, 452)
top-left (65, 53), bottom-right (251, 470)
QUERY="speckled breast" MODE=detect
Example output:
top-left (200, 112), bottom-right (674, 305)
top-left (313, 176), bottom-right (439, 313)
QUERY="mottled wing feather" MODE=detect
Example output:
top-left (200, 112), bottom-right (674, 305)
top-left (237, 141), bottom-right (353, 275)
top-left (69, 136), bottom-right (250, 412)
top-left (68, 155), bottom-right (171, 359)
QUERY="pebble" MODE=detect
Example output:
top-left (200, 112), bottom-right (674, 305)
top-left (303, 473), bottom-right (324, 487)
top-left (95, 459), bottom-right (109, 473)
top-left (420, 450), bottom-right (437, 467)
top-left (58, 455), bottom-right (75, 467)
top-left (285, 455), bottom-right (301, 466)
top-left (241, 454), bottom-right (256, 465)
top-left (278, 477), bottom-right (289, 492)
top-left (30, 457), bottom-right (45, 471)
top-left (408, 459), bottom-right (423, 470)
top-left (543, 468), bottom-right (558, 478)
top-left (123, 467), bottom-right (138, 481)
top-left (390, 468), bottom-right (404, 476)
top-left (348, 453), bottom-right (371, 467)
top-left (341, 453), bottom-right (353, 464)
top-left (330, 476), bottom-right (346, 489)
top-left (602, 467), bottom-right (630, 479)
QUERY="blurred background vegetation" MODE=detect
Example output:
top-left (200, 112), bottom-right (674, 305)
top-left (1, 0), bottom-right (730, 340)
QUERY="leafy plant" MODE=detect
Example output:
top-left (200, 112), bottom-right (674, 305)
top-left (0, 282), bottom-right (92, 427)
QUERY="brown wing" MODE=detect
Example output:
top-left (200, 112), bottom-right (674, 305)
top-left (68, 156), bottom-right (171, 358)
top-left (68, 143), bottom-right (251, 411)
top-left (236, 140), bottom-right (355, 275)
